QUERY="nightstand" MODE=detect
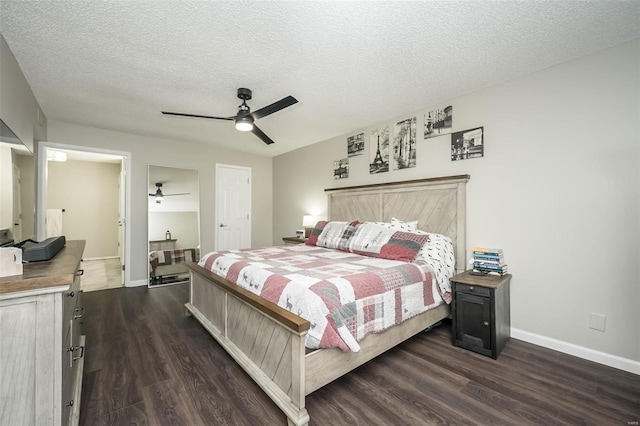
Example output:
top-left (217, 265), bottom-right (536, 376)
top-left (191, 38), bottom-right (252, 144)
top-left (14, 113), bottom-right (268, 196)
top-left (451, 270), bottom-right (511, 359)
top-left (282, 236), bottom-right (307, 245)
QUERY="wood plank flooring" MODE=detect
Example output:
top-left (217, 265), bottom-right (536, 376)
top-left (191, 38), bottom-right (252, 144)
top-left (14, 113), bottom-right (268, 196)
top-left (80, 285), bottom-right (639, 425)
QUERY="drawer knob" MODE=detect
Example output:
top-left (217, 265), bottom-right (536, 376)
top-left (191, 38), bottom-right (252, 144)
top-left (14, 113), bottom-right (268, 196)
top-left (469, 286), bottom-right (474, 291)
top-left (483, 321), bottom-right (489, 327)
top-left (67, 291), bottom-right (75, 297)
top-left (66, 400), bottom-right (74, 407)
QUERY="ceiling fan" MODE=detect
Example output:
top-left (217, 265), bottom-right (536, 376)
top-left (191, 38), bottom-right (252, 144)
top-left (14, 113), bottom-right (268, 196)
top-left (149, 183), bottom-right (190, 204)
top-left (161, 88), bottom-right (298, 145)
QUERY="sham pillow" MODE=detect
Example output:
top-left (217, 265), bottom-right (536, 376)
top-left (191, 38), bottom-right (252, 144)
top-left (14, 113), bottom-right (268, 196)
top-left (306, 221), bottom-right (361, 249)
top-left (347, 222), bottom-right (429, 261)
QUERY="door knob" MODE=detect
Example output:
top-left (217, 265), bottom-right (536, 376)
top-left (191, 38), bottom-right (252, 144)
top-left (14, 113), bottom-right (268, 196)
top-left (220, 223), bottom-right (228, 227)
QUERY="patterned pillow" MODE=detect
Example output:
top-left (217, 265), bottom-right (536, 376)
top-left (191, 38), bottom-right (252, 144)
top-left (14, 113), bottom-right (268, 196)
top-left (305, 220), bottom-right (329, 246)
top-left (306, 221), bottom-right (360, 249)
top-left (347, 222), bottom-right (429, 261)
top-left (413, 230), bottom-right (456, 300)
top-left (391, 217), bottom-right (418, 231)
top-left (308, 221), bottom-right (428, 261)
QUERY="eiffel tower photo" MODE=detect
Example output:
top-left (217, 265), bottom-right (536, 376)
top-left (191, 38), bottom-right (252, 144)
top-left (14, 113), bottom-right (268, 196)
top-left (369, 131), bottom-right (389, 174)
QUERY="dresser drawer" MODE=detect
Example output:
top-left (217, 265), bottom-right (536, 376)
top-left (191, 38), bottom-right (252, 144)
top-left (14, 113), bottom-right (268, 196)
top-left (454, 282), bottom-right (491, 297)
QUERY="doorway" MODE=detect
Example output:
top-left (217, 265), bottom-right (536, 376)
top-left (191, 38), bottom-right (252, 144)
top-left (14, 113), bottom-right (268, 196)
top-left (37, 142), bottom-right (131, 289)
top-left (215, 163), bottom-right (251, 251)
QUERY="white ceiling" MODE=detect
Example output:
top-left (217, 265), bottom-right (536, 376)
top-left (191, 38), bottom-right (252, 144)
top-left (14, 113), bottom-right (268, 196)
top-left (1, 1), bottom-right (638, 158)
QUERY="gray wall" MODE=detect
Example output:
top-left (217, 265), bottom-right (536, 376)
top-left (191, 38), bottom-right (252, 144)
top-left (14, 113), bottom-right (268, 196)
top-left (47, 160), bottom-right (120, 259)
top-left (0, 33), bottom-right (43, 237)
top-left (0, 34), bottom-right (46, 152)
top-left (46, 120), bottom-right (273, 284)
top-left (273, 39), bottom-right (640, 363)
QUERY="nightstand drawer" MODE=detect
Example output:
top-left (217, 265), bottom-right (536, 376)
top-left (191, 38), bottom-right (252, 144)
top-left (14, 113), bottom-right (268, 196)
top-left (454, 282), bottom-right (491, 297)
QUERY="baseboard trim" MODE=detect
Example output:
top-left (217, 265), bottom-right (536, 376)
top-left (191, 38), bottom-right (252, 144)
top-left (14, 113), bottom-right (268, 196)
top-left (511, 328), bottom-right (639, 375)
top-left (82, 256), bottom-right (120, 261)
top-left (127, 279), bottom-right (148, 288)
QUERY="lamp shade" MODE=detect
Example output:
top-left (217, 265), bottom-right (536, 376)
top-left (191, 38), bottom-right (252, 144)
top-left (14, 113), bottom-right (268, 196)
top-left (302, 215), bottom-right (317, 228)
top-left (235, 115), bottom-right (254, 131)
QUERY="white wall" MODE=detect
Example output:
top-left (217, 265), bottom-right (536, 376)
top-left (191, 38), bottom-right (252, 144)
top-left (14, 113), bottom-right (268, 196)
top-left (46, 120), bottom-right (273, 284)
top-left (149, 211), bottom-right (199, 249)
top-left (273, 39), bottom-right (640, 365)
top-left (47, 160), bottom-right (120, 258)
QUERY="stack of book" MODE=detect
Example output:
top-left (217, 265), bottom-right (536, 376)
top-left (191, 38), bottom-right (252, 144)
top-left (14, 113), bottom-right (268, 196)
top-left (472, 247), bottom-right (508, 275)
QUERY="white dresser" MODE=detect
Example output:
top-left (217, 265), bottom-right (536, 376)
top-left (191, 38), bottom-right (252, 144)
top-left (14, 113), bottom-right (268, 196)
top-left (0, 240), bottom-right (86, 426)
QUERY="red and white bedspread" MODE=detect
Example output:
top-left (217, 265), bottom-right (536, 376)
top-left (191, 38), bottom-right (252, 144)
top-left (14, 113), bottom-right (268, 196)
top-left (198, 245), bottom-right (449, 352)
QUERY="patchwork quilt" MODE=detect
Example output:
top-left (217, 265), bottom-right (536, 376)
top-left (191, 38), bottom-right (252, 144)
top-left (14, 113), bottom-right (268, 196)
top-left (198, 245), bottom-right (449, 352)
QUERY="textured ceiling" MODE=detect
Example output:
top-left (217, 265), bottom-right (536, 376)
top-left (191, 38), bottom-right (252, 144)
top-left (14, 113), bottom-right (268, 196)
top-left (1, 1), bottom-right (638, 157)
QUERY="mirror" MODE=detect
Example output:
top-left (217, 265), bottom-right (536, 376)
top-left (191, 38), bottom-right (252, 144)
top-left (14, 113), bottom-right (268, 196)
top-left (0, 118), bottom-right (35, 244)
top-left (148, 165), bottom-right (200, 287)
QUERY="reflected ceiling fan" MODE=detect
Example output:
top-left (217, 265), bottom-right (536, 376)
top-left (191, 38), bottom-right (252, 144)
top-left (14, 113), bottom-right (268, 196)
top-left (149, 183), bottom-right (190, 204)
top-left (161, 88), bottom-right (298, 145)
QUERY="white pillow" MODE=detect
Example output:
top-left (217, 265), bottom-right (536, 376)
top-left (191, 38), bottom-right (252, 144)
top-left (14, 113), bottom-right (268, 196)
top-left (372, 218), bottom-right (418, 232)
top-left (391, 217), bottom-right (418, 231)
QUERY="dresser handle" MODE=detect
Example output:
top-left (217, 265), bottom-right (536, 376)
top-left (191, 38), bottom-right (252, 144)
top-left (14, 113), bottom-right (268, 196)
top-left (76, 269), bottom-right (84, 276)
top-left (73, 345), bottom-right (85, 362)
top-left (74, 307), bottom-right (85, 319)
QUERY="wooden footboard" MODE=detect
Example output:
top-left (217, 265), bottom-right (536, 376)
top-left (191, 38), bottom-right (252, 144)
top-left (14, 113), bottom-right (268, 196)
top-left (186, 266), bottom-right (310, 426)
top-left (186, 263), bottom-right (449, 425)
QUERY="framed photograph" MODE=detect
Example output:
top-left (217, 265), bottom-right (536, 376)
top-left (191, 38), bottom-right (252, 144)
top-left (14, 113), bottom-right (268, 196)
top-left (333, 158), bottom-right (349, 179)
top-left (424, 105), bottom-right (453, 139)
top-left (451, 126), bottom-right (484, 161)
top-left (347, 133), bottom-right (364, 157)
top-left (393, 117), bottom-right (416, 169)
top-left (369, 126), bottom-right (389, 174)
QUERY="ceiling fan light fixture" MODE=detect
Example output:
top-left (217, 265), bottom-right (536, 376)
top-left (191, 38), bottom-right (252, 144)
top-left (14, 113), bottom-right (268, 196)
top-left (235, 116), bottom-right (254, 132)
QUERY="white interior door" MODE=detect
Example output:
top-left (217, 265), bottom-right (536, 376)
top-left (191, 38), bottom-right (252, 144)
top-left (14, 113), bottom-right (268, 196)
top-left (216, 164), bottom-right (251, 251)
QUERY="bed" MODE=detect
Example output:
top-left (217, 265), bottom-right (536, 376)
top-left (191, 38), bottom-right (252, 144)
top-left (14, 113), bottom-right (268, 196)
top-left (185, 175), bottom-right (469, 425)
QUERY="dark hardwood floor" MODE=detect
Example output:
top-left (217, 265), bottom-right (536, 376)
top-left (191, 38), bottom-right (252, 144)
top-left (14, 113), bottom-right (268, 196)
top-left (80, 285), bottom-right (639, 425)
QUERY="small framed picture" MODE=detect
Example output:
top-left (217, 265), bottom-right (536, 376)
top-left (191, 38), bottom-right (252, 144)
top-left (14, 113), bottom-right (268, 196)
top-left (451, 126), bottom-right (484, 161)
top-left (333, 158), bottom-right (349, 179)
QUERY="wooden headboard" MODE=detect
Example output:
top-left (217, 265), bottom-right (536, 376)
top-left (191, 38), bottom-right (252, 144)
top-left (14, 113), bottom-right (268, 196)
top-left (325, 175), bottom-right (470, 273)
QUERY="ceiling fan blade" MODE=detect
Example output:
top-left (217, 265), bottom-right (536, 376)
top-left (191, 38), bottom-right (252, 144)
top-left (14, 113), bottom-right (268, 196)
top-left (251, 96), bottom-right (298, 120)
top-left (161, 111), bottom-right (234, 121)
top-left (251, 125), bottom-right (275, 145)
top-left (163, 193), bottom-right (191, 196)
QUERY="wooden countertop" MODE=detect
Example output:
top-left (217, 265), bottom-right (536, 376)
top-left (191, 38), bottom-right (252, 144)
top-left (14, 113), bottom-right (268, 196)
top-left (0, 240), bottom-right (85, 296)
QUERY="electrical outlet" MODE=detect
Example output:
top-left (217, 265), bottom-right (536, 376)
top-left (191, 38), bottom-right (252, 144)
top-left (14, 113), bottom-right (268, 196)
top-left (590, 313), bottom-right (606, 332)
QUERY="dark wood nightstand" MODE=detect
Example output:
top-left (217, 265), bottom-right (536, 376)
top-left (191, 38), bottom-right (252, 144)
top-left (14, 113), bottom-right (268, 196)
top-left (282, 236), bottom-right (307, 245)
top-left (451, 270), bottom-right (511, 359)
